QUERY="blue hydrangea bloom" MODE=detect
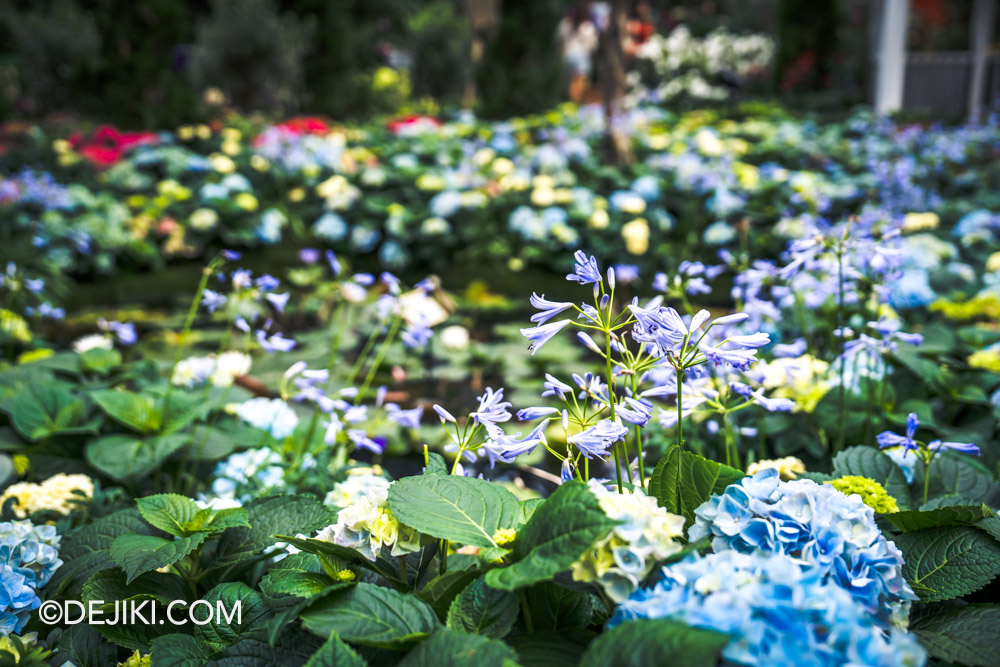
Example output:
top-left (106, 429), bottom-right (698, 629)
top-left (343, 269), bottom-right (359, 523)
top-left (0, 520), bottom-right (62, 636)
top-left (608, 550), bottom-right (926, 667)
top-left (689, 469), bottom-right (915, 627)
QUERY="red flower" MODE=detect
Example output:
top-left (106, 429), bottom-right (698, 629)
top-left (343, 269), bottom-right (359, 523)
top-left (68, 125), bottom-right (158, 168)
top-left (387, 115), bottom-right (441, 135)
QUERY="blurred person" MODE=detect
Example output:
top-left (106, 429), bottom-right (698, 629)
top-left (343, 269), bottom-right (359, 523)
top-left (627, 0), bottom-right (657, 55)
top-left (558, 4), bottom-right (600, 103)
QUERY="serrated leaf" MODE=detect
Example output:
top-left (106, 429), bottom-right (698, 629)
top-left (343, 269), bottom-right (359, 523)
top-left (86, 433), bottom-right (189, 483)
top-left (261, 569), bottom-right (336, 599)
top-left (509, 629), bottom-right (596, 667)
top-left (424, 452), bottom-right (448, 475)
top-left (522, 582), bottom-right (592, 630)
top-left (831, 446), bottom-right (912, 509)
top-left (579, 618), bottom-right (727, 667)
top-left (82, 569), bottom-right (188, 610)
top-left (910, 603), bottom-right (1000, 666)
top-left (419, 563), bottom-right (482, 620)
top-left (648, 445), bottom-right (746, 526)
top-left (91, 389), bottom-right (162, 433)
top-left (193, 582), bottom-right (269, 652)
top-left (213, 495), bottom-right (334, 568)
top-left (110, 533), bottom-right (208, 584)
top-left (485, 481), bottom-right (617, 591)
top-left (50, 508), bottom-right (164, 596)
top-left (446, 576), bottom-right (518, 639)
top-left (138, 494), bottom-right (201, 536)
top-left (150, 634), bottom-right (211, 667)
top-left (5, 382), bottom-right (99, 441)
top-left (301, 583), bottom-right (439, 648)
top-left (388, 475), bottom-right (520, 548)
top-left (886, 504), bottom-right (994, 532)
top-left (305, 633), bottom-right (368, 667)
top-left (894, 526), bottom-right (1000, 601)
top-left (518, 498), bottom-right (543, 526)
top-left (205, 629), bottom-right (322, 666)
top-left (397, 627), bottom-right (518, 667)
top-left (923, 453), bottom-right (1000, 506)
top-left (54, 625), bottom-right (118, 667)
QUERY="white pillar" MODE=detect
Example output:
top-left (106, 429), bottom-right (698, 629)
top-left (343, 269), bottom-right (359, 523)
top-left (874, 0), bottom-right (909, 114)
top-left (968, 0), bottom-right (998, 120)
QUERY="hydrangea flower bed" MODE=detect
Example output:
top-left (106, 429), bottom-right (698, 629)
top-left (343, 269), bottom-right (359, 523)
top-left (0, 103), bottom-right (998, 665)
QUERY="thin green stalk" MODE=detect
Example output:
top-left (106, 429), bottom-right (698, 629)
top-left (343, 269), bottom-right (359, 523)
top-left (922, 458), bottom-right (931, 506)
top-left (630, 373), bottom-right (645, 488)
top-left (835, 245), bottom-right (847, 454)
top-left (162, 264), bottom-right (214, 412)
top-left (302, 301), bottom-right (350, 455)
top-left (605, 328), bottom-right (623, 493)
top-left (676, 368), bottom-right (685, 447)
top-left (357, 315), bottom-right (402, 403)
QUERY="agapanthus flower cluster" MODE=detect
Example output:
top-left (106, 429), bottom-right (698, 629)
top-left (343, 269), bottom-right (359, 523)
top-left (571, 480), bottom-right (685, 602)
top-left (316, 484), bottom-right (420, 561)
top-left (608, 550), bottom-right (926, 667)
top-left (689, 469), bottom-right (915, 627)
top-left (0, 474), bottom-right (93, 518)
top-left (0, 520), bottom-right (62, 636)
top-left (171, 351), bottom-right (251, 387)
top-left (434, 387), bottom-right (547, 471)
top-left (323, 466), bottom-right (391, 511)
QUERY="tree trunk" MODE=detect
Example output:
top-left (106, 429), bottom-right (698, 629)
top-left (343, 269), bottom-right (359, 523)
top-left (600, 0), bottom-right (633, 166)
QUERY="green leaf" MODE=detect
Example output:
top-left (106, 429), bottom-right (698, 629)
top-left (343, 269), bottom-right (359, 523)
top-left (301, 583), bottom-right (439, 648)
top-left (831, 446), bottom-right (912, 509)
top-left (388, 474), bottom-right (520, 548)
top-left (446, 576), bottom-right (518, 639)
top-left (518, 498), bottom-right (544, 526)
top-left (206, 631), bottom-right (323, 666)
top-left (886, 504), bottom-right (994, 532)
top-left (150, 634), bottom-right (211, 667)
top-left (80, 347), bottom-right (122, 375)
top-left (186, 506), bottom-right (251, 534)
top-left (648, 445), bottom-right (745, 526)
top-left (923, 453), bottom-right (1000, 506)
top-left (193, 582), bottom-right (270, 652)
top-left (213, 494), bottom-right (335, 568)
top-left (419, 564), bottom-right (482, 620)
top-left (91, 389), bottom-right (162, 433)
top-left (485, 481), bottom-right (617, 591)
top-left (138, 494), bottom-right (251, 538)
top-left (54, 625), bottom-right (118, 667)
top-left (82, 569), bottom-right (188, 610)
top-left (4, 382), bottom-right (99, 441)
top-left (86, 433), bottom-right (189, 483)
top-left (109, 533), bottom-right (208, 584)
top-left (509, 629), bottom-right (595, 667)
top-left (396, 627), bottom-right (518, 667)
top-left (261, 569), bottom-right (336, 599)
top-left (579, 618), bottom-right (727, 667)
top-left (138, 494), bottom-right (201, 536)
top-left (910, 603), bottom-right (1000, 667)
top-left (522, 582), bottom-right (592, 630)
top-left (424, 452), bottom-right (448, 475)
top-left (894, 526), bottom-right (1000, 601)
top-left (305, 634), bottom-right (368, 667)
top-left (49, 508), bottom-right (163, 596)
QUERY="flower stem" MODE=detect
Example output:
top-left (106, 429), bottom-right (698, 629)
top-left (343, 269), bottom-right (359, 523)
top-left (605, 328), bottom-right (623, 493)
top-left (163, 264), bottom-right (214, 413)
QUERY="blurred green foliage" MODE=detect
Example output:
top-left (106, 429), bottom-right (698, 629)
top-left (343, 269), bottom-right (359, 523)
top-left (0, 0), bottom-right (567, 127)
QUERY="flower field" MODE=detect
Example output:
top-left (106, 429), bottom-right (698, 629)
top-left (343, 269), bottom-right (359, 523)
top-left (0, 103), bottom-right (999, 666)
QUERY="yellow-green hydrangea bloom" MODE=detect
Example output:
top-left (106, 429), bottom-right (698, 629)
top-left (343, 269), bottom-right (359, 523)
top-left (827, 476), bottom-right (899, 514)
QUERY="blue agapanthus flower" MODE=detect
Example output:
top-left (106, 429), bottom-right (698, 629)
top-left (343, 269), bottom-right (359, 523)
top-left (689, 469), bottom-right (915, 628)
top-left (608, 550), bottom-right (926, 667)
